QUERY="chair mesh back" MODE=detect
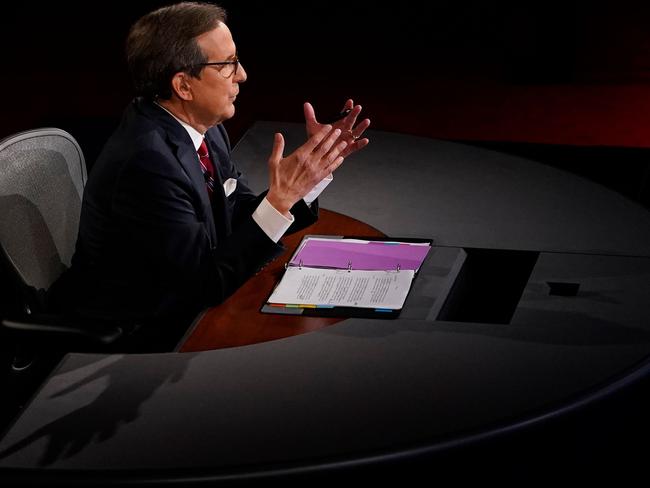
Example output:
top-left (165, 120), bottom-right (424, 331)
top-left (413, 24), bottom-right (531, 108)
top-left (0, 128), bottom-right (86, 291)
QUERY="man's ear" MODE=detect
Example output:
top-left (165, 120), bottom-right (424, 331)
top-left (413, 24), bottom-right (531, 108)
top-left (170, 72), bottom-right (193, 101)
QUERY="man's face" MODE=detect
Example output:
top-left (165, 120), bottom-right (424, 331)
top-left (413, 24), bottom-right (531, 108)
top-left (190, 23), bottom-right (247, 127)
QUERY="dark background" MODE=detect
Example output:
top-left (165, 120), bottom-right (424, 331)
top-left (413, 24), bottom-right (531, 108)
top-left (2, 1), bottom-right (650, 206)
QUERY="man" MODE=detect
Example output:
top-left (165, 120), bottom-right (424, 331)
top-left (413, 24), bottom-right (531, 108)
top-left (48, 2), bottom-right (370, 341)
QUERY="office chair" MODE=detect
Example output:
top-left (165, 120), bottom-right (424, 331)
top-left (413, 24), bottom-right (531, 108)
top-left (0, 128), bottom-right (124, 359)
top-left (0, 127), bottom-right (128, 429)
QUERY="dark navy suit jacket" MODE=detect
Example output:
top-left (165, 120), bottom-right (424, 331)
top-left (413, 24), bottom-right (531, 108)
top-left (49, 98), bottom-right (317, 328)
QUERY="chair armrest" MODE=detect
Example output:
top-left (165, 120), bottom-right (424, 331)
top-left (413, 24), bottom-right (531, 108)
top-left (2, 314), bottom-right (123, 349)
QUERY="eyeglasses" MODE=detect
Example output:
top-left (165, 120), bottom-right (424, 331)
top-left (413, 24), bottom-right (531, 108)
top-left (196, 55), bottom-right (240, 78)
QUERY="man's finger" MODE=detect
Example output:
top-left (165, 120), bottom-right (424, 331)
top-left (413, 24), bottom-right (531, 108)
top-left (313, 128), bottom-right (341, 159)
top-left (341, 138), bottom-right (369, 158)
top-left (303, 124), bottom-right (332, 153)
top-left (269, 132), bottom-right (285, 164)
top-left (327, 139), bottom-right (348, 163)
top-left (342, 104), bottom-right (363, 131)
top-left (351, 118), bottom-right (371, 138)
top-left (303, 102), bottom-right (317, 124)
top-left (326, 155), bottom-right (345, 174)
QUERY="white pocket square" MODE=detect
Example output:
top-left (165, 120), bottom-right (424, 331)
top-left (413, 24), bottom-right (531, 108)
top-left (223, 178), bottom-right (237, 197)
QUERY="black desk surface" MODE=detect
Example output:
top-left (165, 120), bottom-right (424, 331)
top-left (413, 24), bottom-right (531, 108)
top-left (1, 123), bottom-right (649, 482)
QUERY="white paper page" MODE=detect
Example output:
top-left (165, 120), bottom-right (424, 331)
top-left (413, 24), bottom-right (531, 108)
top-left (268, 267), bottom-right (416, 309)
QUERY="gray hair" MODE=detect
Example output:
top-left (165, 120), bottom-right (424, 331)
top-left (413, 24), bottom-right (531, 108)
top-left (126, 2), bottom-right (227, 100)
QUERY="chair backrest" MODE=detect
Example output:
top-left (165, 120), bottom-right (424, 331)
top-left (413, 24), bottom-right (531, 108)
top-left (0, 128), bottom-right (86, 307)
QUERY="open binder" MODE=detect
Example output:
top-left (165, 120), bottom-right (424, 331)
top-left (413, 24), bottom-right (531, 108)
top-left (261, 235), bottom-right (433, 319)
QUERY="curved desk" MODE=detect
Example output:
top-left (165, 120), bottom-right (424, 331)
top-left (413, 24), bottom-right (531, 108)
top-left (1, 122), bottom-right (649, 484)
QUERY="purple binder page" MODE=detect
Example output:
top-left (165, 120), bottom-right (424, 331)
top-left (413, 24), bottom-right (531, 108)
top-left (290, 239), bottom-right (430, 270)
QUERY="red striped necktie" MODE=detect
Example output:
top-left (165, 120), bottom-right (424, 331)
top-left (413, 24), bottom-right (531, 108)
top-left (197, 139), bottom-right (215, 198)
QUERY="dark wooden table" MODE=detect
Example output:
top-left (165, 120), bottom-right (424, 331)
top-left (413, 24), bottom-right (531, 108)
top-left (178, 209), bottom-right (384, 352)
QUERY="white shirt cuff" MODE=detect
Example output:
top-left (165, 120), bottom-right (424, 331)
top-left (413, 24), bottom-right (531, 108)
top-left (252, 197), bottom-right (294, 243)
top-left (303, 173), bottom-right (333, 206)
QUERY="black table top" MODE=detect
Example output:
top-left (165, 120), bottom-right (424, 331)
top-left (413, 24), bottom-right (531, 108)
top-left (1, 123), bottom-right (649, 483)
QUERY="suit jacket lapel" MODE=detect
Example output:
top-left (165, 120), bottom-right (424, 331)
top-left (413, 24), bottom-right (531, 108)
top-left (206, 135), bottom-right (233, 238)
top-left (174, 142), bottom-right (221, 244)
top-left (134, 98), bottom-right (218, 245)
top-left (206, 135), bottom-right (231, 181)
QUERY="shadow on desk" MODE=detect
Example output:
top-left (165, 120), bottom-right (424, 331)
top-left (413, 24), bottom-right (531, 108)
top-left (0, 354), bottom-right (195, 467)
top-left (1, 359), bottom-right (648, 485)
